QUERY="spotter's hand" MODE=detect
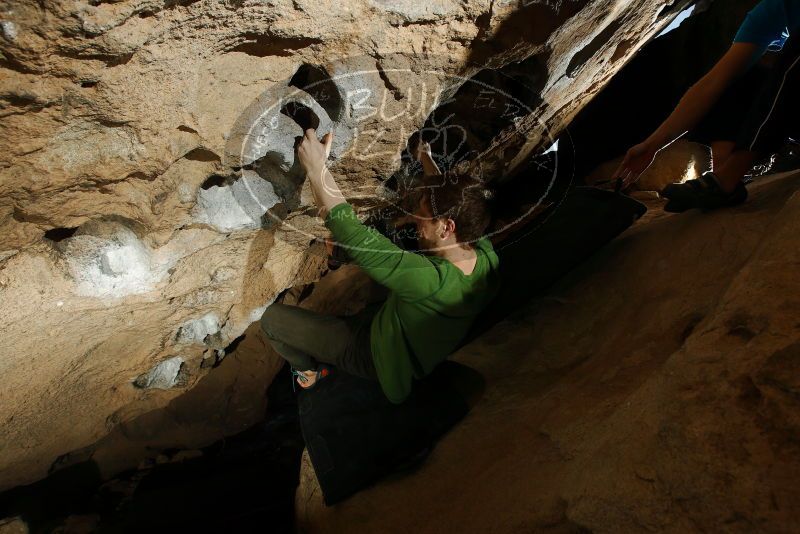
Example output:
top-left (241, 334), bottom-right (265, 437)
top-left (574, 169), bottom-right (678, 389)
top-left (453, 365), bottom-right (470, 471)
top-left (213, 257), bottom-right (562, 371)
top-left (613, 141), bottom-right (658, 190)
top-left (297, 129), bottom-right (334, 181)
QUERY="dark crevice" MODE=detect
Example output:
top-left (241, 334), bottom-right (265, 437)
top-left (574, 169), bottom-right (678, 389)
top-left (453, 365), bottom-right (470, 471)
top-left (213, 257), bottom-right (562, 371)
top-left (229, 33), bottom-right (322, 58)
top-left (566, 19), bottom-right (623, 78)
top-left (164, 0), bottom-right (203, 9)
top-left (728, 325), bottom-right (757, 341)
top-left (44, 226), bottom-right (79, 242)
top-left (79, 80), bottom-right (98, 88)
top-left (62, 172), bottom-right (155, 192)
top-left (392, 18), bottom-right (440, 28)
top-left (390, 54), bottom-right (547, 188)
top-left (296, 283), bottom-right (315, 304)
top-left (125, 171), bottom-right (158, 182)
top-left (289, 63), bottom-right (343, 122)
top-left (281, 101), bottom-right (320, 131)
top-left (610, 38), bottom-right (635, 62)
top-left (679, 313), bottom-right (705, 343)
top-left (468, 0), bottom-right (579, 67)
top-left (0, 53), bottom-right (40, 75)
top-left (1, 93), bottom-right (38, 106)
top-left (221, 334), bottom-right (246, 356)
top-left (201, 174), bottom-right (233, 190)
top-left (53, 48), bottom-right (135, 68)
top-left (375, 61), bottom-right (403, 100)
top-left (0, 93), bottom-right (50, 113)
top-left (91, 0), bottom-right (198, 13)
top-left (177, 125), bottom-right (199, 134)
top-left (0, 364), bottom-right (304, 531)
top-left (473, 1), bottom-right (494, 42)
top-left (95, 116), bottom-right (133, 128)
top-left (183, 147), bottom-right (221, 163)
top-left (12, 206), bottom-right (50, 224)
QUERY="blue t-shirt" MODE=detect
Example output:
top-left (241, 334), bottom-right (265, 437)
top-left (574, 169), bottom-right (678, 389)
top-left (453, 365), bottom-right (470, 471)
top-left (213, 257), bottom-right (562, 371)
top-left (734, 0), bottom-right (800, 54)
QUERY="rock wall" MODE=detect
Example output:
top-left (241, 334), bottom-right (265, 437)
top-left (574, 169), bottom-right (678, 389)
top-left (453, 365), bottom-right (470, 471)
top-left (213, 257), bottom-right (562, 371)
top-left (1, 0), bottom-right (689, 490)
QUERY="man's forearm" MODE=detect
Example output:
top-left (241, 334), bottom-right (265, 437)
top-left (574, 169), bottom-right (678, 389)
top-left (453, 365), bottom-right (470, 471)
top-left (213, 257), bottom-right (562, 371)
top-left (645, 81), bottom-right (717, 150)
top-left (645, 42), bottom-right (760, 151)
top-left (308, 167), bottom-right (346, 218)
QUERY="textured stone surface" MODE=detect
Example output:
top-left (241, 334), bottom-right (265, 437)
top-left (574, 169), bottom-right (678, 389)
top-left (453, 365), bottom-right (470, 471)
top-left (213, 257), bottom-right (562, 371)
top-left (297, 171), bottom-right (800, 533)
top-left (86, 320), bottom-right (286, 480)
top-left (0, 517), bottom-right (27, 534)
top-left (1, 0), bottom-right (689, 490)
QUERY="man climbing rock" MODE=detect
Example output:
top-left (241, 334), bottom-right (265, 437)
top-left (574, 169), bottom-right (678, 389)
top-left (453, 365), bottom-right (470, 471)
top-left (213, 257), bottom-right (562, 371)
top-left (615, 0), bottom-right (800, 211)
top-left (260, 131), bottom-right (500, 403)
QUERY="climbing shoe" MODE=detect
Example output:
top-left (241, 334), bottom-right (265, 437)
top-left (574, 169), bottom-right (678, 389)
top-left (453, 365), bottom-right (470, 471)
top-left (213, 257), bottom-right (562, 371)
top-left (661, 171), bottom-right (747, 213)
top-left (292, 364), bottom-right (332, 391)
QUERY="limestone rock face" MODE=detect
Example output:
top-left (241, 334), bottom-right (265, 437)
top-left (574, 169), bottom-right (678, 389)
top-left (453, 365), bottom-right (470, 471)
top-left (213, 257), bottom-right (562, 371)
top-left (1, 0), bottom-right (688, 489)
top-left (296, 172), bottom-right (800, 532)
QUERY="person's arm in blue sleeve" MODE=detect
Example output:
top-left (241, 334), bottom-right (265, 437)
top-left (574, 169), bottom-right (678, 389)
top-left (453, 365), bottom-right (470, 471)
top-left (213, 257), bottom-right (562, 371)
top-left (734, 0), bottom-right (792, 57)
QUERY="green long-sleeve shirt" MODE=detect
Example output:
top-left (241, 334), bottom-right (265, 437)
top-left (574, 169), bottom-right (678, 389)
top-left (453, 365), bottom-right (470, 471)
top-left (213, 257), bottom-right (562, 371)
top-left (325, 202), bottom-right (500, 403)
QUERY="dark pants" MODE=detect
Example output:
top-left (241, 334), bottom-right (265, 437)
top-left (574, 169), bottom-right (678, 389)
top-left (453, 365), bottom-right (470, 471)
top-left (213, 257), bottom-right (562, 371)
top-left (259, 302), bottom-right (380, 380)
top-left (690, 37), bottom-right (800, 154)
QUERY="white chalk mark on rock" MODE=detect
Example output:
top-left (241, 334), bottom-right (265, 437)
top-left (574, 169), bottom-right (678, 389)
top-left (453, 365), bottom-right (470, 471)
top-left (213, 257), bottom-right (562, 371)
top-left (192, 175), bottom-right (280, 233)
top-left (176, 313), bottom-right (220, 344)
top-left (1, 21), bottom-right (17, 41)
top-left (133, 356), bottom-right (184, 390)
top-left (65, 223), bottom-right (166, 298)
top-left (248, 295), bottom-right (278, 324)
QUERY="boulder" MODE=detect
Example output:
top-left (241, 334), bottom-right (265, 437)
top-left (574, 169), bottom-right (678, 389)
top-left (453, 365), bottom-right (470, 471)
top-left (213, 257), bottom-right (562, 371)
top-left (0, 0), bottom-right (692, 489)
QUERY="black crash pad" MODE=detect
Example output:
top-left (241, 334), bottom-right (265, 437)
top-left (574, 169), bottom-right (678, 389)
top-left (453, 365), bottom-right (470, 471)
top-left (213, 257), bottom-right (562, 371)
top-left (297, 361), bottom-right (484, 506)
